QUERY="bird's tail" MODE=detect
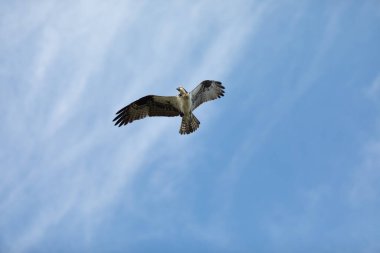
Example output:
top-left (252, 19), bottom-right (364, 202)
top-left (179, 113), bottom-right (200, 135)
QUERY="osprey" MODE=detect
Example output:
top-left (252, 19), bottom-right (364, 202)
top-left (113, 80), bottom-right (225, 134)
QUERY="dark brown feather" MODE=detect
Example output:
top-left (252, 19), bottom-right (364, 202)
top-left (113, 95), bottom-right (180, 127)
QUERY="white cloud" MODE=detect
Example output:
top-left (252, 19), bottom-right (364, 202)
top-left (32, 27), bottom-right (60, 85)
top-left (0, 0), bottom-right (271, 251)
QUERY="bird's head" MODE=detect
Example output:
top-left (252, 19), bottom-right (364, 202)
top-left (176, 86), bottom-right (188, 96)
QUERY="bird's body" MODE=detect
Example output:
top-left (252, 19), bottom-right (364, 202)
top-left (113, 80), bottom-right (225, 134)
top-left (177, 90), bottom-right (191, 115)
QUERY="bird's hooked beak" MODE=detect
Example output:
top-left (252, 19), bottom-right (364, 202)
top-left (177, 86), bottom-right (188, 96)
top-left (177, 86), bottom-right (186, 93)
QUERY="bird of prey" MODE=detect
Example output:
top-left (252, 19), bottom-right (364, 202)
top-left (113, 80), bottom-right (225, 134)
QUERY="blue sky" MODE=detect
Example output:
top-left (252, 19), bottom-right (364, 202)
top-left (1, 0), bottom-right (379, 252)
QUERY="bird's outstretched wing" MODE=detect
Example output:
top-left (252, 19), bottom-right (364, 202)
top-left (190, 80), bottom-right (225, 111)
top-left (113, 95), bottom-right (181, 127)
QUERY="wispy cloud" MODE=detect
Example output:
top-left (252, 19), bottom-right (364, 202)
top-left (1, 1), bottom-right (379, 252)
top-left (349, 139), bottom-right (380, 207)
top-left (349, 74), bottom-right (380, 207)
top-left (366, 74), bottom-right (380, 100)
top-left (215, 0), bottom-right (346, 216)
top-left (259, 72), bottom-right (380, 251)
top-left (0, 0), bottom-right (271, 251)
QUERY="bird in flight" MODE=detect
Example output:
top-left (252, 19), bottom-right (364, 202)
top-left (113, 80), bottom-right (225, 134)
